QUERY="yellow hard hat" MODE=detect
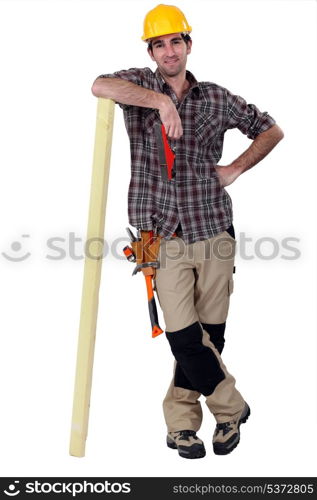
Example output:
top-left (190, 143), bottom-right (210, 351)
top-left (142, 4), bottom-right (192, 41)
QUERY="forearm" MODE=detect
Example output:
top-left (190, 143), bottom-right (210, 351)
top-left (91, 77), bottom-right (168, 110)
top-left (91, 76), bottom-right (183, 139)
top-left (230, 124), bottom-right (284, 174)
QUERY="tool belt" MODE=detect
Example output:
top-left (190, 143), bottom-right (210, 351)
top-left (131, 231), bottom-right (162, 278)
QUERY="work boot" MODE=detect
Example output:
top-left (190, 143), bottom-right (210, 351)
top-left (213, 402), bottom-right (250, 455)
top-left (167, 430), bottom-right (206, 459)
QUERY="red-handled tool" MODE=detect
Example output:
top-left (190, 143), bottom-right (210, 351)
top-left (123, 245), bottom-right (136, 262)
top-left (154, 123), bottom-right (175, 181)
top-left (123, 227), bottom-right (163, 338)
top-left (145, 274), bottom-right (163, 338)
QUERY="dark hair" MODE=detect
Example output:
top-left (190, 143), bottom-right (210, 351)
top-left (147, 33), bottom-right (192, 53)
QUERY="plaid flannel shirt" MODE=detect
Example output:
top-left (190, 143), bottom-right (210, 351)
top-left (99, 67), bottom-right (276, 244)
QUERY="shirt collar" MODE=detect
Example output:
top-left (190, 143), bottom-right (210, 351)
top-left (155, 68), bottom-right (200, 97)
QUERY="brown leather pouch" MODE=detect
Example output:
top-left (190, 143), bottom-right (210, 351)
top-left (131, 240), bottom-right (143, 265)
top-left (131, 231), bottom-right (162, 277)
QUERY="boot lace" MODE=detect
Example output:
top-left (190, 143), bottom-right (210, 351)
top-left (177, 430), bottom-right (197, 441)
top-left (215, 422), bottom-right (233, 436)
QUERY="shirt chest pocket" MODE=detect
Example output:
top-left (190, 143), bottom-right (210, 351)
top-left (194, 111), bottom-right (220, 147)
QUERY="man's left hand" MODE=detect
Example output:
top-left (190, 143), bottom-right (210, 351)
top-left (214, 124), bottom-right (284, 188)
top-left (214, 165), bottom-right (241, 187)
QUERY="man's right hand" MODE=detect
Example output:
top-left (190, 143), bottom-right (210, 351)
top-left (158, 96), bottom-right (183, 140)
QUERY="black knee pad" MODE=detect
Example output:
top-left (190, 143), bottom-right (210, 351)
top-left (174, 362), bottom-right (196, 391)
top-left (166, 321), bottom-right (225, 396)
top-left (201, 322), bottom-right (226, 354)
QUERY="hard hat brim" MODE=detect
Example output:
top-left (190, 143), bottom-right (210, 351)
top-left (142, 28), bottom-right (192, 42)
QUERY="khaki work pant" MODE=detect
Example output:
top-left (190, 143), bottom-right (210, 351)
top-left (155, 230), bottom-right (245, 431)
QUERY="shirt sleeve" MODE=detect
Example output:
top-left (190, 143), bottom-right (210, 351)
top-left (96, 67), bottom-right (151, 110)
top-left (225, 89), bottom-right (276, 139)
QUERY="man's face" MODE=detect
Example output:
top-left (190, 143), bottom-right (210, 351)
top-left (148, 33), bottom-right (192, 78)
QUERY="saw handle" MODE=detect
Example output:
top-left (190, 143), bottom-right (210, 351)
top-left (161, 124), bottom-right (175, 180)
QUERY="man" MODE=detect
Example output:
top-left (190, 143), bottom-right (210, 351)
top-left (92, 4), bottom-right (283, 459)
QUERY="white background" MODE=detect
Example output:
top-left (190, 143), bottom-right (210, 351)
top-left (0, 0), bottom-right (316, 478)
